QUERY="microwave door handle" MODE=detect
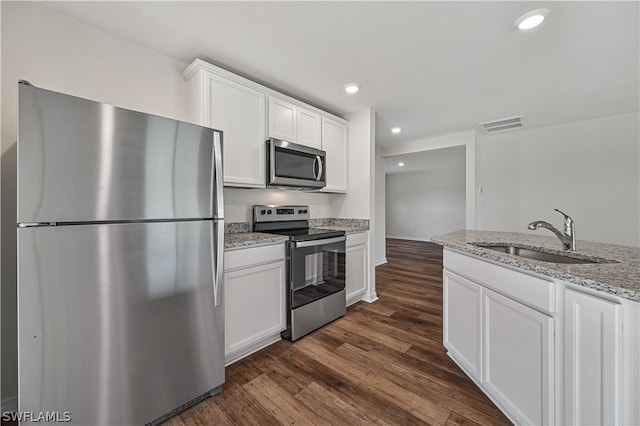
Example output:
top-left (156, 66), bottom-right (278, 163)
top-left (312, 156), bottom-right (318, 180)
top-left (316, 155), bottom-right (324, 180)
top-left (312, 155), bottom-right (323, 181)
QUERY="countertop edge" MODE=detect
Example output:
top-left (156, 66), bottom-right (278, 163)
top-left (224, 232), bottom-right (289, 251)
top-left (224, 239), bottom-right (287, 251)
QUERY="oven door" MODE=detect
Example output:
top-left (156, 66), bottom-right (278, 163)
top-left (267, 139), bottom-right (326, 189)
top-left (290, 236), bottom-right (345, 309)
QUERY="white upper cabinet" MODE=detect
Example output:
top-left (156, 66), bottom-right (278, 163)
top-left (183, 61), bottom-right (266, 188)
top-left (321, 117), bottom-right (348, 193)
top-left (296, 108), bottom-right (322, 149)
top-left (268, 96), bottom-right (322, 150)
top-left (268, 97), bottom-right (297, 142)
top-left (184, 59), bottom-right (348, 192)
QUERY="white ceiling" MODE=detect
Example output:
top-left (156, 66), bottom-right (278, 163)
top-left (39, 1), bottom-right (639, 146)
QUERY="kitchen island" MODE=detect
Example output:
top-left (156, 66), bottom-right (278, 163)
top-left (432, 230), bottom-right (639, 426)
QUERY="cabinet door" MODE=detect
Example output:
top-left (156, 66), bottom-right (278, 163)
top-left (224, 260), bottom-right (286, 358)
top-left (443, 270), bottom-right (482, 380)
top-left (205, 73), bottom-right (266, 187)
top-left (346, 233), bottom-right (368, 305)
top-left (268, 97), bottom-right (297, 141)
top-left (565, 289), bottom-right (621, 425)
top-left (296, 107), bottom-right (322, 149)
top-left (482, 288), bottom-right (554, 426)
top-left (321, 117), bottom-right (348, 192)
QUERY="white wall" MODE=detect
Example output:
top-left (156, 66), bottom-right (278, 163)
top-left (374, 147), bottom-right (386, 265)
top-left (330, 109), bottom-right (374, 219)
top-left (331, 108), bottom-right (377, 302)
top-left (386, 166), bottom-right (466, 241)
top-left (224, 188), bottom-right (332, 223)
top-left (476, 112), bottom-right (640, 246)
top-left (0, 1), bottom-right (192, 404)
top-left (381, 131), bottom-right (476, 229)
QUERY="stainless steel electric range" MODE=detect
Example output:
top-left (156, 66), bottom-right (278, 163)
top-left (253, 205), bottom-right (346, 341)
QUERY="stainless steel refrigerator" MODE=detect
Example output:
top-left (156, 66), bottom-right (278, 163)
top-left (17, 82), bottom-right (225, 425)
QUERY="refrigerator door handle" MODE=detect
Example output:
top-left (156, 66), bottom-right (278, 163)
top-left (213, 131), bottom-right (224, 220)
top-left (213, 220), bottom-right (224, 307)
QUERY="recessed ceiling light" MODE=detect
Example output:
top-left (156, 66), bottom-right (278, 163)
top-left (391, 127), bottom-right (402, 134)
top-left (343, 83), bottom-right (360, 94)
top-left (398, 162), bottom-right (405, 167)
top-left (514, 9), bottom-right (549, 30)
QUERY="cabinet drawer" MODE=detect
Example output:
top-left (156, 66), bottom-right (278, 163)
top-left (444, 250), bottom-right (555, 314)
top-left (224, 243), bottom-right (285, 271)
top-left (346, 232), bottom-right (368, 247)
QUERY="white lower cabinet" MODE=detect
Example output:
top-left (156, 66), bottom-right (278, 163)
top-left (443, 250), bottom-right (554, 425)
top-left (482, 287), bottom-right (554, 426)
top-left (443, 249), bottom-right (639, 426)
top-left (564, 288), bottom-right (621, 425)
top-left (443, 271), bottom-right (482, 380)
top-left (224, 244), bottom-right (286, 365)
top-left (345, 232), bottom-right (368, 306)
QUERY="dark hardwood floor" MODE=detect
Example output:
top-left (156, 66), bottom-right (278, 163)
top-left (165, 238), bottom-right (510, 426)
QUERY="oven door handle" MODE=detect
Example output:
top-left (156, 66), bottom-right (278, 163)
top-left (294, 235), bottom-right (346, 248)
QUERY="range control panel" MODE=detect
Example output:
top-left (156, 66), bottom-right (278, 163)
top-left (253, 205), bottom-right (310, 222)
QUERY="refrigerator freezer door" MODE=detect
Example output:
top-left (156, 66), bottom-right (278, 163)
top-left (18, 221), bottom-right (224, 425)
top-left (18, 83), bottom-right (222, 223)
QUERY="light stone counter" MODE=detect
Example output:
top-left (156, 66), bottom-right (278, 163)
top-left (309, 218), bottom-right (369, 234)
top-left (223, 219), bottom-right (369, 250)
top-left (432, 230), bottom-right (640, 302)
top-left (224, 232), bottom-right (288, 250)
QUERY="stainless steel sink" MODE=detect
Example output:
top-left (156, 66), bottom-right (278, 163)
top-left (471, 244), bottom-right (602, 264)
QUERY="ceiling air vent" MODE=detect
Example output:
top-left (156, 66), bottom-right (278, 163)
top-left (479, 115), bottom-right (524, 133)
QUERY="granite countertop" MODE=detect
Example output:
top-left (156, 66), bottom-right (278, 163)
top-left (432, 230), bottom-right (640, 303)
top-left (309, 218), bottom-right (370, 234)
top-left (224, 232), bottom-right (288, 250)
top-left (224, 219), bottom-right (369, 250)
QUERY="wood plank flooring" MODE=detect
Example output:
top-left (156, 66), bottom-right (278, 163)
top-left (165, 239), bottom-right (510, 426)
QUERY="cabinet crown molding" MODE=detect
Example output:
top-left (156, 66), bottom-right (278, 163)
top-left (182, 59), bottom-right (347, 125)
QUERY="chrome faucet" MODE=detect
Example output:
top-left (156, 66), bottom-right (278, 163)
top-left (528, 209), bottom-right (576, 251)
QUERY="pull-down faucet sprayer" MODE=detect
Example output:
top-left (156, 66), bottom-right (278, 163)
top-left (527, 209), bottom-right (576, 251)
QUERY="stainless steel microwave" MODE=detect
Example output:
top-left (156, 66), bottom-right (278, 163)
top-left (266, 139), bottom-right (326, 189)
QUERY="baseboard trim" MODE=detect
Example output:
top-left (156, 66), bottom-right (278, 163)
top-left (361, 292), bottom-right (378, 303)
top-left (374, 258), bottom-right (387, 266)
top-left (2, 395), bottom-right (18, 413)
top-left (224, 334), bottom-right (281, 367)
top-left (347, 290), bottom-right (367, 307)
top-left (386, 235), bottom-right (433, 242)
